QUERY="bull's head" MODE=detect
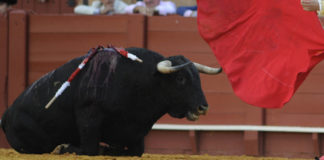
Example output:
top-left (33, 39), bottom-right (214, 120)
top-left (156, 58), bottom-right (222, 121)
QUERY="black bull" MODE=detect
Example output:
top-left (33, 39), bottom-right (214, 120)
top-left (1, 47), bottom-right (221, 156)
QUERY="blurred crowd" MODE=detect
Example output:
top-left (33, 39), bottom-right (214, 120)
top-left (0, 0), bottom-right (197, 17)
top-left (73, 0), bottom-right (197, 17)
top-left (301, 0), bottom-right (324, 16)
top-left (72, 0), bottom-right (324, 18)
top-left (0, 0), bottom-right (16, 14)
top-left (2, 0), bottom-right (324, 18)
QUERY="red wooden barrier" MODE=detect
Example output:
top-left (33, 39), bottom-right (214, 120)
top-left (0, 13), bottom-right (10, 148)
top-left (8, 10), bottom-right (28, 106)
top-left (13, 0), bottom-right (74, 14)
top-left (0, 13), bottom-right (9, 119)
top-left (27, 14), bottom-right (145, 84)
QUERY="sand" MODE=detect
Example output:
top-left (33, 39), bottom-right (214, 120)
top-left (0, 148), bottom-right (313, 160)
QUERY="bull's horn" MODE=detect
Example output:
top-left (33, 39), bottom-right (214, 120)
top-left (157, 60), bottom-right (190, 74)
top-left (193, 62), bottom-right (222, 75)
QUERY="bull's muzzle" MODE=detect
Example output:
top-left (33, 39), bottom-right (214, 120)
top-left (186, 105), bottom-right (208, 121)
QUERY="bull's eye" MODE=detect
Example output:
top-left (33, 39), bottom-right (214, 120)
top-left (176, 76), bottom-right (186, 85)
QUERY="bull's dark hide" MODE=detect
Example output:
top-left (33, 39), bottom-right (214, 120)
top-left (1, 47), bottom-right (210, 156)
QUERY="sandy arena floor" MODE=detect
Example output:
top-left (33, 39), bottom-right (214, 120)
top-left (0, 148), bottom-right (313, 160)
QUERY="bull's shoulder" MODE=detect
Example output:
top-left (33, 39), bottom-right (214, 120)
top-left (54, 56), bottom-right (84, 78)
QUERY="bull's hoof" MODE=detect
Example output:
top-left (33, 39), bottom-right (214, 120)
top-left (51, 144), bottom-right (70, 154)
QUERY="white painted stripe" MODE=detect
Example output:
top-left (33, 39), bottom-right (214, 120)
top-left (78, 63), bottom-right (85, 69)
top-left (54, 81), bottom-right (70, 97)
top-left (127, 53), bottom-right (137, 61)
top-left (152, 124), bottom-right (324, 133)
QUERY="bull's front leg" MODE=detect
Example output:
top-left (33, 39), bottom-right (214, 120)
top-left (75, 105), bottom-right (104, 155)
top-left (125, 137), bottom-right (145, 156)
top-left (99, 138), bottom-right (144, 156)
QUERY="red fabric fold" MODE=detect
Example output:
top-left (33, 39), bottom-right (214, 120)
top-left (197, 0), bottom-right (324, 108)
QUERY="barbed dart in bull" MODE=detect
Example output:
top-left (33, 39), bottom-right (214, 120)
top-left (119, 49), bottom-right (143, 63)
top-left (44, 45), bottom-right (143, 109)
top-left (44, 46), bottom-right (102, 109)
top-left (111, 46), bottom-right (143, 63)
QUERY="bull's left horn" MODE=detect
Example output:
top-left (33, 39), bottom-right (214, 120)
top-left (157, 60), bottom-right (190, 74)
top-left (193, 62), bottom-right (222, 75)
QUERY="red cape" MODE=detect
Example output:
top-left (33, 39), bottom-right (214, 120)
top-left (197, 0), bottom-right (324, 108)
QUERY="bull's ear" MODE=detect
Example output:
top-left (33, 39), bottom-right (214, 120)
top-left (157, 60), bottom-right (190, 74)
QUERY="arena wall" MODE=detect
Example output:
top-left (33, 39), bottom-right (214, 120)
top-left (0, 11), bottom-right (10, 149)
top-left (1, 10), bottom-right (324, 159)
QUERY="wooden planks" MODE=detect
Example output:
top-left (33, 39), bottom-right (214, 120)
top-left (13, 0), bottom-right (74, 14)
top-left (27, 14), bottom-right (145, 85)
top-left (0, 12), bottom-right (10, 148)
top-left (0, 13), bottom-right (9, 116)
top-left (147, 17), bottom-right (212, 55)
top-left (8, 10), bottom-right (27, 106)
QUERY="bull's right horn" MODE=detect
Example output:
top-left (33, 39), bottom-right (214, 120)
top-left (157, 60), bottom-right (190, 74)
top-left (193, 62), bottom-right (222, 75)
